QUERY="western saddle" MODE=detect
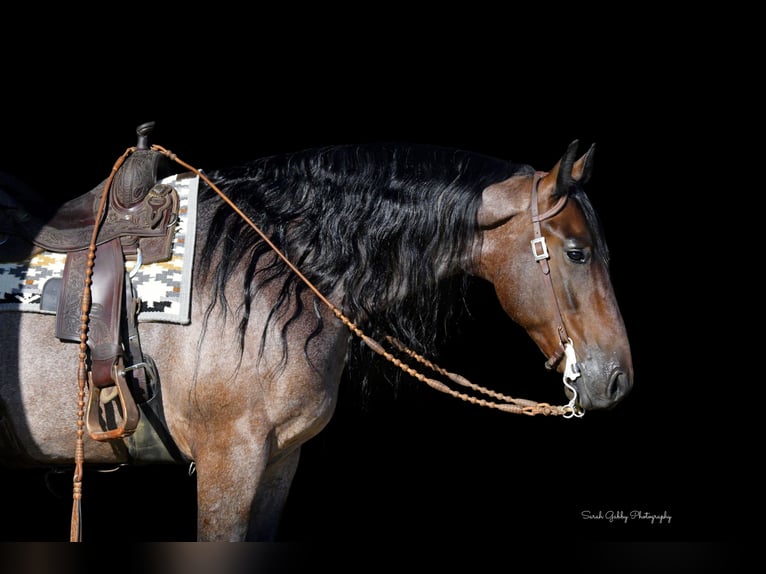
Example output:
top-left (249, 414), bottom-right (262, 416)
top-left (0, 122), bottom-right (184, 458)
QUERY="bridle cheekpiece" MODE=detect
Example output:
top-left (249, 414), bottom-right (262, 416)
top-left (529, 173), bottom-right (584, 418)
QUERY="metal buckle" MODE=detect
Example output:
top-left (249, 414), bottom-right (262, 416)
top-left (531, 236), bottom-right (549, 261)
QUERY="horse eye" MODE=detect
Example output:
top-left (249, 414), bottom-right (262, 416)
top-left (566, 249), bottom-right (587, 263)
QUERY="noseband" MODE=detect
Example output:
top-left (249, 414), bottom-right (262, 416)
top-left (530, 173), bottom-right (583, 417)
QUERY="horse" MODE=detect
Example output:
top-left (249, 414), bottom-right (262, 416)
top-left (0, 136), bottom-right (633, 541)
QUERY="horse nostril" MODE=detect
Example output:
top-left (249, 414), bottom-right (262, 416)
top-left (607, 369), bottom-right (630, 400)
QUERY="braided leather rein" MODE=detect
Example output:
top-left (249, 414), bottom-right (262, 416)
top-left (151, 146), bottom-right (582, 418)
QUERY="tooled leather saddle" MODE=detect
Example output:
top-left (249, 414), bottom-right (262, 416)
top-left (0, 122), bottom-right (183, 452)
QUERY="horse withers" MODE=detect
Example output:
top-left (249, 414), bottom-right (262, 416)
top-left (0, 136), bottom-right (632, 541)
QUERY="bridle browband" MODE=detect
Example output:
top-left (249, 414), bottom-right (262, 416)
top-left (529, 172), bottom-right (583, 417)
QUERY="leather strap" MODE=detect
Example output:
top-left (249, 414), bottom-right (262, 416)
top-left (75, 238), bottom-right (140, 440)
top-left (529, 174), bottom-right (570, 370)
top-left (86, 238), bottom-right (125, 389)
top-left (122, 271), bottom-right (154, 403)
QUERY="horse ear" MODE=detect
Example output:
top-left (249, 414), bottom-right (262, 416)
top-left (479, 141), bottom-right (597, 228)
top-left (572, 142), bottom-right (596, 184)
top-left (477, 175), bottom-right (529, 228)
top-left (539, 140), bottom-right (594, 199)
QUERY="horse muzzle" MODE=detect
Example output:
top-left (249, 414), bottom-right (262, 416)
top-left (570, 365), bottom-right (633, 411)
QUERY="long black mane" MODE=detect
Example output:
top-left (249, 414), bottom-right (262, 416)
top-left (195, 143), bottom-right (529, 373)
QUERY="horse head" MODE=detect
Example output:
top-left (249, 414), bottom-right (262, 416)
top-left (476, 140), bottom-right (633, 412)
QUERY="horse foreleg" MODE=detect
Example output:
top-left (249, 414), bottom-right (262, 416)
top-left (192, 443), bottom-right (301, 541)
top-left (193, 442), bottom-right (270, 542)
top-left (247, 447), bottom-right (301, 541)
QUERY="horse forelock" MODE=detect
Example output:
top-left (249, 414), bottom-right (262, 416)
top-left (570, 188), bottom-right (610, 267)
top-left (195, 143), bottom-right (524, 369)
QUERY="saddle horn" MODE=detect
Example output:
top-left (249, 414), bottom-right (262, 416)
top-left (136, 121), bottom-right (155, 150)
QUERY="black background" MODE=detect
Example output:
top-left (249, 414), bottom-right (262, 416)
top-left (0, 11), bottom-right (749, 572)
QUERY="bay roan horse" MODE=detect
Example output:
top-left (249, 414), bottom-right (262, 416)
top-left (0, 139), bottom-right (633, 541)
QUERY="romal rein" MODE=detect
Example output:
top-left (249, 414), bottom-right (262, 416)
top-left (156, 147), bottom-right (582, 417)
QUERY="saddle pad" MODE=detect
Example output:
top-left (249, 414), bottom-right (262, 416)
top-left (0, 173), bottom-right (199, 324)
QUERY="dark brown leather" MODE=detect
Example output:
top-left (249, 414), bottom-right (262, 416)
top-left (0, 149), bottom-right (179, 264)
top-left (56, 238), bottom-right (124, 387)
